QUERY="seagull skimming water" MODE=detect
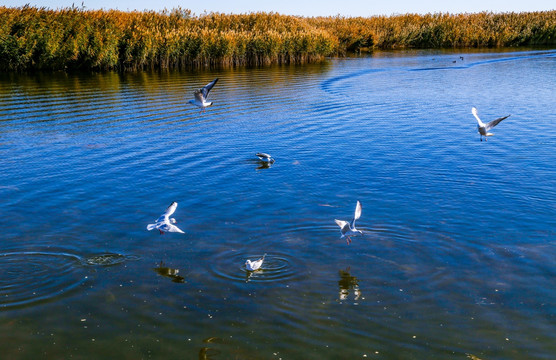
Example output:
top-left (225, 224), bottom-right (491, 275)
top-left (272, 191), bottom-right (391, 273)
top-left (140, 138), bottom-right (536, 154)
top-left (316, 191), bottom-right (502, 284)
top-left (256, 153), bottom-right (275, 164)
top-left (147, 202), bottom-right (185, 235)
top-left (335, 201), bottom-right (363, 245)
top-left (472, 107), bottom-right (510, 141)
top-left (189, 78), bottom-right (218, 113)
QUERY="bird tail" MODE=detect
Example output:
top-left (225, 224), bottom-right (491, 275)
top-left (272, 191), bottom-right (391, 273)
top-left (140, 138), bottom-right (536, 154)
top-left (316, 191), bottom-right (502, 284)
top-left (147, 223), bottom-right (157, 231)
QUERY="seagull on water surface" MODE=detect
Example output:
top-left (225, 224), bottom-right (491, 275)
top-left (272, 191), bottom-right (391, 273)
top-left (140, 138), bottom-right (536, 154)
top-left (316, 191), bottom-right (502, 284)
top-left (256, 153), bottom-right (275, 164)
top-left (245, 254), bottom-right (266, 271)
top-left (189, 78), bottom-right (218, 113)
top-left (147, 202), bottom-right (185, 235)
top-left (472, 107), bottom-right (511, 141)
top-left (335, 201), bottom-right (363, 245)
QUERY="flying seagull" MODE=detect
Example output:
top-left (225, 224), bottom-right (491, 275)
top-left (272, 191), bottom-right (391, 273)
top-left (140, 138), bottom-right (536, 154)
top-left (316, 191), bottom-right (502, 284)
top-left (256, 153), bottom-right (275, 164)
top-left (147, 202), bottom-right (185, 235)
top-left (189, 78), bottom-right (218, 113)
top-left (245, 254), bottom-right (266, 271)
top-left (472, 107), bottom-right (510, 141)
top-left (335, 201), bottom-right (363, 245)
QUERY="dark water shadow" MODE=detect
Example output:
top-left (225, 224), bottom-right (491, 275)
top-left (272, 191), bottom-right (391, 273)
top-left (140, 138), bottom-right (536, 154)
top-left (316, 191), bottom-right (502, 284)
top-left (83, 253), bottom-right (140, 266)
top-left (153, 261), bottom-right (186, 283)
top-left (245, 158), bottom-right (275, 170)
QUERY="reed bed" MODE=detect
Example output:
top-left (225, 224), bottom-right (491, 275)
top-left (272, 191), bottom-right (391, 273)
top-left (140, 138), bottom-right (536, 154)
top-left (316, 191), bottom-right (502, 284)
top-left (309, 11), bottom-right (556, 52)
top-left (0, 6), bottom-right (554, 71)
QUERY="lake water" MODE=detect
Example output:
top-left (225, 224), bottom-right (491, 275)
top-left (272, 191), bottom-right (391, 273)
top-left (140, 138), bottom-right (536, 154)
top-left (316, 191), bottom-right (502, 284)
top-left (0, 49), bottom-right (555, 359)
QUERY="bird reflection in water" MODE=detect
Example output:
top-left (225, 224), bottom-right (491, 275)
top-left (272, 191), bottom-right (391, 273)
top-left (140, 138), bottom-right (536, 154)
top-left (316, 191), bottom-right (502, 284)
top-left (199, 337), bottom-right (223, 360)
top-left (256, 162), bottom-right (272, 170)
top-left (247, 153), bottom-right (275, 170)
top-left (153, 261), bottom-right (185, 283)
top-left (245, 268), bottom-right (263, 283)
top-left (338, 267), bottom-right (361, 301)
top-left (199, 347), bottom-right (221, 360)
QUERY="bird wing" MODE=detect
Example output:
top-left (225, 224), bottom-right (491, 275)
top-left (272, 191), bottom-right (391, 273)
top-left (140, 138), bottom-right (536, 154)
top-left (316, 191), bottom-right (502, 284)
top-left (471, 107), bottom-right (485, 127)
top-left (335, 219), bottom-right (350, 234)
top-left (155, 202), bottom-right (178, 222)
top-left (256, 152), bottom-right (271, 159)
top-left (254, 254), bottom-right (266, 267)
top-left (193, 89), bottom-right (204, 103)
top-left (485, 115), bottom-right (510, 131)
top-left (147, 223), bottom-right (161, 231)
top-left (167, 224), bottom-right (185, 233)
top-left (201, 78), bottom-right (218, 99)
top-left (352, 201), bottom-right (362, 227)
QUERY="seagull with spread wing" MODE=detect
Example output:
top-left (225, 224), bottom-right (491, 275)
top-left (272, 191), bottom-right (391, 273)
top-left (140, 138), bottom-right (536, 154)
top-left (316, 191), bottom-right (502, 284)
top-left (472, 107), bottom-right (510, 141)
top-left (147, 202), bottom-right (185, 235)
top-left (335, 201), bottom-right (363, 245)
top-left (189, 78), bottom-right (218, 113)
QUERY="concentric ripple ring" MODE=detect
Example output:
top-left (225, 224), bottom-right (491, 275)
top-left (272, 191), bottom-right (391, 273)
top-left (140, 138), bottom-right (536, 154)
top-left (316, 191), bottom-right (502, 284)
top-left (0, 251), bottom-right (87, 309)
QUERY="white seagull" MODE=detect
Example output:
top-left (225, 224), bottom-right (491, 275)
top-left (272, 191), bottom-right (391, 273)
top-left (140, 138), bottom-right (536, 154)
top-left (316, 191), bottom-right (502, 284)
top-left (245, 254), bottom-right (266, 271)
top-left (189, 78), bottom-right (218, 113)
top-left (256, 153), bottom-right (275, 164)
top-left (472, 107), bottom-right (510, 141)
top-left (147, 202), bottom-right (185, 235)
top-left (335, 201), bottom-right (363, 245)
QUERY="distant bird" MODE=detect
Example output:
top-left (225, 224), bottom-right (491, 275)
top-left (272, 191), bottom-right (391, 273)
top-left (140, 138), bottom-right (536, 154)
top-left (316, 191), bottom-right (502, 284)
top-left (245, 254), bottom-right (266, 271)
top-left (189, 78), bottom-right (218, 113)
top-left (147, 202), bottom-right (185, 235)
top-left (472, 107), bottom-right (511, 141)
top-left (335, 201), bottom-right (363, 245)
top-left (256, 153), bottom-right (275, 164)
top-left (460, 56), bottom-right (464, 60)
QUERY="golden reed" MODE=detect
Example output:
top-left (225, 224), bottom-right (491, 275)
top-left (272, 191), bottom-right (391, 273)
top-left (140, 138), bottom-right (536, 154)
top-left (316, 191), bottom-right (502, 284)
top-left (1, 6), bottom-right (554, 71)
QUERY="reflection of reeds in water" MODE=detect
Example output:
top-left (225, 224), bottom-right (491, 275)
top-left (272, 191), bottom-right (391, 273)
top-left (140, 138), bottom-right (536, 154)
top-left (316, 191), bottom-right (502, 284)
top-left (1, 6), bottom-right (554, 71)
top-left (153, 262), bottom-right (185, 283)
top-left (338, 268), bottom-right (361, 301)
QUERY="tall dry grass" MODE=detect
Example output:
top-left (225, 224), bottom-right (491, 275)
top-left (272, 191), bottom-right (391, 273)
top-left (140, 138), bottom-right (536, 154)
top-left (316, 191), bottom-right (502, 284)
top-left (0, 6), bottom-right (554, 71)
top-left (309, 11), bottom-right (556, 52)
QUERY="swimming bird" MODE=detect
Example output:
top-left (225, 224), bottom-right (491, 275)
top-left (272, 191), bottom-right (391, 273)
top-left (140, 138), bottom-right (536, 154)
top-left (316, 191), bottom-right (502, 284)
top-left (335, 201), bottom-right (363, 245)
top-left (256, 153), bottom-right (275, 164)
top-left (147, 202), bottom-right (185, 235)
top-left (472, 107), bottom-right (511, 141)
top-left (189, 78), bottom-right (218, 113)
top-left (245, 254), bottom-right (266, 271)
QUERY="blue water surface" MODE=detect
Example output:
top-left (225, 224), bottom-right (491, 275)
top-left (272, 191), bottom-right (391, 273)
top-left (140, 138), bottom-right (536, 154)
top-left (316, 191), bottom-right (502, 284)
top-left (0, 49), bottom-right (555, 359)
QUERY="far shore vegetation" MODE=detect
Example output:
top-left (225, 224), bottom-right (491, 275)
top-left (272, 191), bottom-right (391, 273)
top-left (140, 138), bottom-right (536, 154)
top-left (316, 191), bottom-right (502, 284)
top-left (0, 6), bottom-right (555, 71)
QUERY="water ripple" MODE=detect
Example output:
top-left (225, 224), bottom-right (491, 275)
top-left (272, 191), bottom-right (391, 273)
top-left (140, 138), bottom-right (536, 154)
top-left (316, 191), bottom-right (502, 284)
top-left (0, 251), bottom-right (86, 309)
top-left (83, 253), bottom-right (141, 266)
top-left (208, 250), bottom-right (299, 283)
